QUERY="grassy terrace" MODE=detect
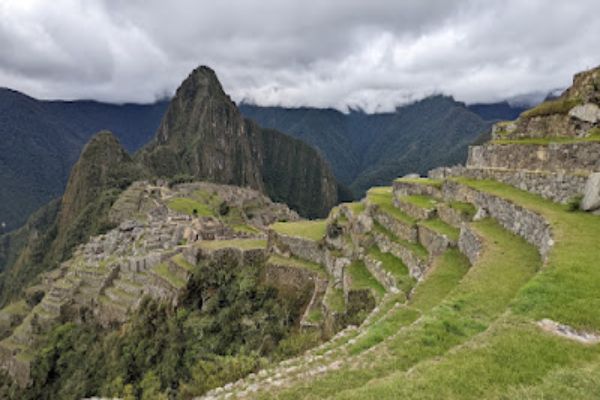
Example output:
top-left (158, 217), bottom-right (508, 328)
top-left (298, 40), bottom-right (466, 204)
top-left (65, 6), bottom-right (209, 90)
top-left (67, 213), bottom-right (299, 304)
top-left (368, 246), bottom-right (415, 294)
top-left (259, 218), bottom-right (542, 399)
top-left (197, 238), bottom-right (267, 251)
top-left (372, 221), bottom-right (428, 260)
top-left (367, 187), bottom-right (416, 225)
top-left (455, 177), bottom-right (600, 331)
top-left (394, 177), bottom-right (443, 189)
top-left (324, 286), bottom-right (345, 314)
top-left (270, 220), bottom-right (327, 241)
top-left (448, 200), bottom-right (476, 218)
top-left (347, 260), bottom-right (386, 298)
top-left (151, 262), bottom-right (187, 288)
top-left (419, 218), bottom-right (460, 241)
top-left (267, 254), bottom-right (326, 276)
top-left (398, 194), bottom-right (437, 209)
top-left (345, 201), bottom-right (365, 215)
top-left (171, 254), bottom-right (195, 272)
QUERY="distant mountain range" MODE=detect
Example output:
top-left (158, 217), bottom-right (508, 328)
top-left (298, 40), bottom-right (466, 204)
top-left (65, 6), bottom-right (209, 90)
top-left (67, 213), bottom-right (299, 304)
top-left (0, 88), bottom-right (168, 231)
top-left (0, 86), bottom-right (526, 232)
top-left (241, 97), bottom-right (526, 196)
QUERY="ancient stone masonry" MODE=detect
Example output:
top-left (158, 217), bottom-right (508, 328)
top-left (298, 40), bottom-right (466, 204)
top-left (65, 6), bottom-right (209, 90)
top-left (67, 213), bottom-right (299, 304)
top-left (0, 180), bottom-right (302, 387)
top-left (458, 224), bottom-right (484, 265)
top-left (466, 143), bottom-right (600, 173)
top-left (442, 180), bottom-right (554, 261)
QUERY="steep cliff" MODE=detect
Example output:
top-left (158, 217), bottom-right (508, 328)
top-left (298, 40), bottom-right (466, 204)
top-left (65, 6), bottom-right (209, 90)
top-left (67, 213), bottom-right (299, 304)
top-left (139, 66), bottom-right (338, 218)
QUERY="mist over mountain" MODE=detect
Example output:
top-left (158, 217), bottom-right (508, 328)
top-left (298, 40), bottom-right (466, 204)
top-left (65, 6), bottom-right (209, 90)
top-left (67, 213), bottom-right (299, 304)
top-left (241, 95), bottom-right (505, 196)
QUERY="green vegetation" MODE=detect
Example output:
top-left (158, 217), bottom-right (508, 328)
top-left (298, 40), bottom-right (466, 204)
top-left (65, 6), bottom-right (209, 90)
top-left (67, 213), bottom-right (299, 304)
top-left (270, 220), bottom-right (327, 241)
top-left (1, 252), bottom-right (307, 399)
top-left (347, 260), bottom-right (385, 298)
top-left (394, 177), bottom-right (443, 189)
top-left (167, 197), bottom-right (214, 217)
top-left (171, 254), bottom-right (195, 272)
top-left (258, 218), bottom-right (541, 399)
top-left (448, 200), bottom-right (476, 218)
top-left (399, 195), bottom-right (437, 209)
top-left (267, 255), bottom-right (326, 276)
top-left (420, 218), bottom-right (460, 241)
top-left (345, 202), bottom-right (365, 215)
top-left (198, 238), bottom-right (267, 251)
top-left (151, 262), bottom-right (186, 288)
top-left (368, 247), bottom-right (415, 293)
top-left (372, 221), bottom-right (428, 260)
top-left (324, 286), bottom-right (345, 314)
top-left (521, 97), bottom-right (582, 118)
top-left (456, 178), bottom-right (600, 330)
top-left (367, 187), bottom-right (416, 225)
top-left (409, 249), bottom-right (470, 312)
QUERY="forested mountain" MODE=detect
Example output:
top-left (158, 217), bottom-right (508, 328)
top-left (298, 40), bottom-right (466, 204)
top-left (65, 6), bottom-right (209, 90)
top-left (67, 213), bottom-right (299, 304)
top-left (241, 95), bottom-right (496, 195)
top-left (0, 89), bottom-right (167, 231)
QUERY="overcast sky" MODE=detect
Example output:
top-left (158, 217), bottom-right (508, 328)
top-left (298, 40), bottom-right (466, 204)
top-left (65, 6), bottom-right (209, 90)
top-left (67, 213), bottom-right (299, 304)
top-left (1, 0), bottom-right (599, 112)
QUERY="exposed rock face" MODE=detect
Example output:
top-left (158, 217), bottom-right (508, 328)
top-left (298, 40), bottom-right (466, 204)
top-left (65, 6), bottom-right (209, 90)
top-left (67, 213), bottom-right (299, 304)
top-left (581, 172), bottom-right (600, 211)
top-left (139, 66), bottom-right (338, 218)
top-left (491, 66), bottom-right (600, 139)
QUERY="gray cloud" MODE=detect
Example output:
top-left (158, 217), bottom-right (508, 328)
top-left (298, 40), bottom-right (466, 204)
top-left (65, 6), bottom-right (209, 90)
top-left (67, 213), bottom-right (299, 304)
top-left (0, 0), bottom-right (599, 112)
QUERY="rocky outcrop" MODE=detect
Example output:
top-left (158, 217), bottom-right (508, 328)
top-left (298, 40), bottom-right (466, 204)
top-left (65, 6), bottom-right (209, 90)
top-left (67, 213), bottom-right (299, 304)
top-left (581, 172), bottom-right (600, 211)
top-left (491, 66), bottom-right (600, 139)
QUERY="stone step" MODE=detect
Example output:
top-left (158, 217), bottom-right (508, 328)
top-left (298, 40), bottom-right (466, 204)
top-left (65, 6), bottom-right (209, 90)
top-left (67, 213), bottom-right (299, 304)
top-left (167, 254), bottom-right (194, 282)
top-left (368, 204), bottom-right (418, 242)
top-left (417, 219), bottom-right (459, 257)
top-left (113, 277), bottom-right (145, 296)
top-left (363, 255), bottom-right (398, 293)
top-left (393, 195), bottom-right (438, 220)
top-left (371, 222), bottom-right (430, 280)
top-left (436, 202), bottom-right (475, 228)
top-left (104, 287), bottom-right (137, 308)
top-left (393, 177), bottom-right (443, 199)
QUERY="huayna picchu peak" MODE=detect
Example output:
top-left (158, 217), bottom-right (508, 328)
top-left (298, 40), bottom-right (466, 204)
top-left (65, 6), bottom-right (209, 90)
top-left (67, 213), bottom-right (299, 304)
top-left (1, 16), bottom-right (600, 398)
top-left (139, 66), bottom-right (339, 219)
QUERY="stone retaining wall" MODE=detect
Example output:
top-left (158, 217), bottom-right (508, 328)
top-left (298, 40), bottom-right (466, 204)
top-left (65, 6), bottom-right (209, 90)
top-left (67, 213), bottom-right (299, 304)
top-left (363, 255), bottom-right (398, 293)
top-left (458, 224), bottom-right (484, 265)
top-left (372, 231), bottom-right (429, 280)
top-left (467, 143), bottom-right (600, 173)
top-left (392, 181), bottom-right (442, 198)
top-left (443, 181), bottom-right (554, 260)
top-left (268, 231), bottom-right (325, 265)
top-left (417, 225), bottom-right (455, 257)
top-left (369, 206), bottom-right (418, 242)
top-left (429, 166), bottom-right (588, 204)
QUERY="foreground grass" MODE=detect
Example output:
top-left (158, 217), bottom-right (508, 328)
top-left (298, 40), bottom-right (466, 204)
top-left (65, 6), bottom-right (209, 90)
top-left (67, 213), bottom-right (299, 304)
top-left (270, 220), bottom-right (327, 241)
top-left (348, 260), bottom-right (386, 298)
top-left (456, 178), bottom-right (600, 331)
top-left (260, 219), bottom-right (540, 399)
top-left (368, 246), bottom-right (415, 294)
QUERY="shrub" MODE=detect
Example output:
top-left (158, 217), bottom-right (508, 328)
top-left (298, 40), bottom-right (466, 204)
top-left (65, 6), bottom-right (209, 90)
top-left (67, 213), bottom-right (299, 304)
top-left (565, 195), bottom-right (583, 212)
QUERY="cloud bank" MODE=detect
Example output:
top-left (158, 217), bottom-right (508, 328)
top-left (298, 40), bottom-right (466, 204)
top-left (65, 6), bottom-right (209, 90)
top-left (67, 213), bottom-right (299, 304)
top-left (1, 0), bottom-right (599, 112)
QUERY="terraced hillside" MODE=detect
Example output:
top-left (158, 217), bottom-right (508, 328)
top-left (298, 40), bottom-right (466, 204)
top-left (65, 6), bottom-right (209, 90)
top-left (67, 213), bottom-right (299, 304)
top-left (195, 66), bottom-right (600, 400)
top-left (0, 66), bottom-right (599, 399)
